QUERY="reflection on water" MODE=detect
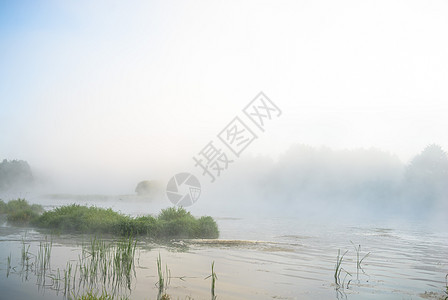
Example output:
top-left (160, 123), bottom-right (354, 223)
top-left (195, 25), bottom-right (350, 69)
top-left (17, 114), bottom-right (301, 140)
top-left (0, 203), bottom-right (447, 299)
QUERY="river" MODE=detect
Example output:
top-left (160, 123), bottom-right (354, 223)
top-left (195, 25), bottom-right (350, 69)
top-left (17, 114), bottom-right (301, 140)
top-left (0, 196), bottom-right (447, 300)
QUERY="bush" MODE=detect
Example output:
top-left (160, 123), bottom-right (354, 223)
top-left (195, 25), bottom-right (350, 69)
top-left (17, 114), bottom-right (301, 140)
top-left (114, 215), bottom-right (159, 236)
top-left (157, 207), bottom-right (214, 239)
top-left (0, 198), bottom-right (43, 224)
top-left (1, 199), bottom-right (219, 239)
top-left (158, 216), bottom-right (197, 239)
top-left (158, 207), bottom-right (192, 221)
top-left (35, 204), bottom-right (125, 233)
top-left (196, 216), bottom-right (219, 239)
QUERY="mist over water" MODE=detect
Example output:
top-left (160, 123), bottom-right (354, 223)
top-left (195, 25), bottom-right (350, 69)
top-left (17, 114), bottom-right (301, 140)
top-left (1, 1), bottom-right (448, 299)
top-left (4, 143), bottom-right (446, 230)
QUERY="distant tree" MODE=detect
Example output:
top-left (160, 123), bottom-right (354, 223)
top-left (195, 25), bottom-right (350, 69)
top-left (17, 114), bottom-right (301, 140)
top-left (264, 144), bottom-right (403, 203)
top-left (135, 180), bottom-right (163, 197)
top-left (0, 159), bottom-right (34, 191)
top-left (403, 144), bottom-right (448, 209)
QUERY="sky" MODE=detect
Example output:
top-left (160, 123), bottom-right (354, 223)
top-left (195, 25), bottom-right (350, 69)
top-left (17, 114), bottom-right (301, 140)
top-left (1, 0), bottom-right (447, 193)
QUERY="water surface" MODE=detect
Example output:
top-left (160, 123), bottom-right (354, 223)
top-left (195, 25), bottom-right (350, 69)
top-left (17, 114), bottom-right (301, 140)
top-left (0, 196), bottom-right (447, 299)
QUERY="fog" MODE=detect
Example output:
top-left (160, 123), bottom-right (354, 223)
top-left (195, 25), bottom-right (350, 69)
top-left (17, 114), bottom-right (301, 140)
top-left (193, 144), bottom-right (448, 224)
top-left (1, 0), bottom-right (448, 224)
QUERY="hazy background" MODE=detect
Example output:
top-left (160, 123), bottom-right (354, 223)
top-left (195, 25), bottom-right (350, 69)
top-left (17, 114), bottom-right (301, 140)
top-left (1, 0), bottom-right (447, 201)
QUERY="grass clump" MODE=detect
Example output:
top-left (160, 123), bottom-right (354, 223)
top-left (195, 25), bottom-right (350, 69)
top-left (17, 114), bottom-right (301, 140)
top-left (35, 204), bottom-right (124, 233)
top-left (114, 215), bottom-right (158, 236)
top-left (0, 198), bottom-right (43, 224)
top-left (3, 199), bottom-right (219, 239)
top-left (36, 204), bottom-right (219, 239)
top-left (152, 207), bottom-right (219, 239)
top-left (157, 207), bottom-right (219, 239)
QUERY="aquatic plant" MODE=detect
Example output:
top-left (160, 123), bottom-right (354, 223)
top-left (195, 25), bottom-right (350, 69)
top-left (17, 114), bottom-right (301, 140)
top-left (350, 241), bottom-right (370, 280)
top-left (2, 199), bottom-right (219, 239)
top-left (0, 198), bottom-right (43, 224)
top-left (6, 235), bottom-right (226, 300)
top-left (334, 249), bottom-right (351, 287)
top-left (75, 236), bottom-right (138, 294)
top-left (34, 202), bottom-right (219, 239)
top-left (6, 253), bottom-right (12, 277)
top-left (5, 234), bottom-right (140, 299)
top-left (115, 215), bottom-right (158, 236)
top-left (205, 261), bottom-right (217, 300)
top-left (35, 204), bottom-right (124, 233)
top-left (34, 236), bottom-right (52, 288)
top-left (21, 237), bottom-right (31, 271)
top-left (156, 253), bottom-right (171, 300)
top-left (36, 236), bottom-right (52, 271)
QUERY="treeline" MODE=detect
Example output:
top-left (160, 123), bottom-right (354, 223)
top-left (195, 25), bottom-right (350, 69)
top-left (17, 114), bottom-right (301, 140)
top-left (221, 144), bottom-right (448, 217)
top-left (0, 159), bottom-right (33, 191)
top-left (260, 144), bottom-right (448, 214)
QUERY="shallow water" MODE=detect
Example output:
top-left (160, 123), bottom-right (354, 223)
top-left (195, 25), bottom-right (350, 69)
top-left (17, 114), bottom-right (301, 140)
top-left (0, 197), bottom-right (447, 299)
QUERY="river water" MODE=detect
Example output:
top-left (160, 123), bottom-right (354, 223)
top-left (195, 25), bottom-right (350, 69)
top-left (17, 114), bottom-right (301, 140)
top-left (0, 196), bottom-right (447, 300)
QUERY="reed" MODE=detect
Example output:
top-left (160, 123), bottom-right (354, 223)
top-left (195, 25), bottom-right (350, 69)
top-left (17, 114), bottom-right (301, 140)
top-left (64, 262), bottom-right (73, 296)
top-left (334, 249), bottom-right (351, 287)
top-left (36, 236), bottom-right (52, 272)
top-left (7, 233), bottom-right (230, 300)
top-left (351, 241), bottom-right (370, 280)
top-left (21, 238), bottom-right (31, 272)
top-left (78, 236), bottom-right (138, 295)
top-left (156, 253), bottom-right (171, 300)
top-left (6, 253), bottom-right (11, 277)
top-left (5, 234), bottom-right (140, 299)
top-left (205, 261), bottom-right (217, 300)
